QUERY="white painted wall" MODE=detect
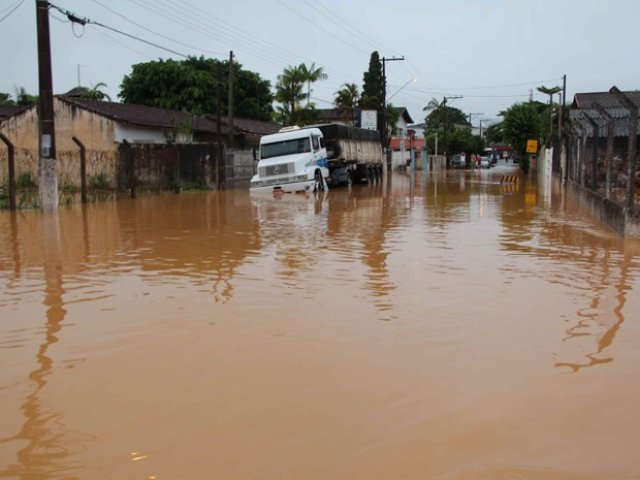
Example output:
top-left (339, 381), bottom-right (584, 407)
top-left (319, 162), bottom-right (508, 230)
top-left (114, 123), bottom-right (191, 144)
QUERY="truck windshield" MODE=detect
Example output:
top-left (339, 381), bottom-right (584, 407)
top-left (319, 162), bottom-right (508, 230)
top-left (261, 137), bottom-right (311, 160)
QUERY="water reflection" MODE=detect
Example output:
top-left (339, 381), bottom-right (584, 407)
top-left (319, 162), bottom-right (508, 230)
top-left (498, 175), bottom-right (638, 373)
top-left (0, 213), bottom-right (81, 478)
top-left (0, 172), bottom-right (638, 478)
top-left (554, 249), bottom-right (632, 373)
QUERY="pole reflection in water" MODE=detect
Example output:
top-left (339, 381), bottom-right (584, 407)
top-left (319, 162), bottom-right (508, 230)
top-left (0, 212), bottom-right (81, 478)
top-left (0, 171), bottom-right (638, 479)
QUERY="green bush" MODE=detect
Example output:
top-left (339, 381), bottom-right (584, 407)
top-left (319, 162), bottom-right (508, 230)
top-left (89, 173), bottom-right (110, 190)
top-left (16, 172), bottom-right (36, 189)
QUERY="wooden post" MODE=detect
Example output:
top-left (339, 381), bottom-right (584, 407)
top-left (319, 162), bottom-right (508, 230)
top-left (71, 136), bottom-right (87, 204)
top-left (0, 133), bottom-right (16, 210)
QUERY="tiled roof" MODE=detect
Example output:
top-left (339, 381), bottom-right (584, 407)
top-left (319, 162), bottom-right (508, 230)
top-left (571, 89), bottom-right (640, 137)
top-left (573, 91), bottom-right (640, 111)
top-left (0, 104), bottom-right (28, 121)
top-left (59, 96), bottom-right (231, 134)
top-left (212, 115), bottom-right (281, 136)
top-left (390, 107), bottom-right (414, 124)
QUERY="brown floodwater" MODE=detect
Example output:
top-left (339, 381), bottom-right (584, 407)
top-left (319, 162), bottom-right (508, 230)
top-left (1, 169), bottom-right (639, 480)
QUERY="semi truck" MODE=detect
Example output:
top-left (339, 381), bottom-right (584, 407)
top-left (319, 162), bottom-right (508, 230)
top-left (250, 124), bottom-right (383, 194)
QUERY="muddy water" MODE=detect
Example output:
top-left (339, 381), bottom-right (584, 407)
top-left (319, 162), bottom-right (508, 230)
top-left (1, 170), bottom-right (639, 479)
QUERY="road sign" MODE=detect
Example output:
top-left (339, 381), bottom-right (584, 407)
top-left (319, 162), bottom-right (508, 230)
top-left (526, 139), bottom-right (538, 153)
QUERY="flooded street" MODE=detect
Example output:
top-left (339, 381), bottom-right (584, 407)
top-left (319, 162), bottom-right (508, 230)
top-left (1, 170), bottom-right (639, 479)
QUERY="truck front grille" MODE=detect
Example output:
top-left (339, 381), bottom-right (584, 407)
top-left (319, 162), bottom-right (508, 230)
top-left (259, 163), bottom-right (296, 177)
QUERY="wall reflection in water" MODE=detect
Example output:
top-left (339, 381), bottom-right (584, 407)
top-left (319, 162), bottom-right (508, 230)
top-left (498, 175), bottom-right (638, 373)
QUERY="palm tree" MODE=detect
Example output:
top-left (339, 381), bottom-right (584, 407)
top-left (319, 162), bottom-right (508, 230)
top-left (275, 65), bottom-right (306, 125)
top-left (299, 62), bottom-right (327, 107)
top-left (334, 83), bottom-right (359, 126)
top-left (423, 97), bottom-right (443, 113)
top-left (81, 82), bottom-right (112, 101)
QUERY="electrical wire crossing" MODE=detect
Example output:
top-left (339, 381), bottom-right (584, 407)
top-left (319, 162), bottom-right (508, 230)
top-left (47, 1), bottom-right (189, 58)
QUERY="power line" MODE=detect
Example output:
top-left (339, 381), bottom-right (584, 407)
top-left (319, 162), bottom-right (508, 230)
top-left (129, 0), bottom-right (314, 73)
top-left (275, 0), bottom-right (371, 56)
top-left (48, 2), bottom-right (189, 58)
top-left (443, 78), bottom-right (562, 91)
top-left (89, 0), bottom-right (225, 57)
top-left (0, 0), bottom-right (24, 23)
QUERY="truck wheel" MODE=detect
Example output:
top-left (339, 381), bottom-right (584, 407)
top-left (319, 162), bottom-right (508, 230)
top-left (314, 170), bottom-right (324, 192)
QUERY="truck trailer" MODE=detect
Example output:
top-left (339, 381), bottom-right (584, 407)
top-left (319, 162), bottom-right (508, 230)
top-left (250, 124), bottom-right (383, 194)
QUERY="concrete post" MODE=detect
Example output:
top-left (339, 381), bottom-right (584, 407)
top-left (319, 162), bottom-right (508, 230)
top-left (0, 133), bottom-right (16, 210)
top-left (36, 0), bottom-right (58, 211)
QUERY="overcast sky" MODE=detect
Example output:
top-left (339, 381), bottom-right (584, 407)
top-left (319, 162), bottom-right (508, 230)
top-left (1, 0), bottom-right (638, 127)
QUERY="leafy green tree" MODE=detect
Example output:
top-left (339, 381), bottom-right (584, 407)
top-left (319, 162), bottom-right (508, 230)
top-left (386, 104), bottom-right (400, 140)
top-left (15, 87), bottom-right (38, 106)
top-left (119, 56), bottom-right (273, 120)
top-left (334, 83), bottom-right (359, 126)
top-left (502, 102), bottom-right (542, 173)
top-left (423, 97), bottom-right (470, 158)
top-left (0, 92), bottom-right (15, 105)
top-left (299, 62), bottom-right (327, 107)
top-left (485, 121), bottom-right (504, 144)
top-left (297, 104), bottom-right (322, 126)
top-left (360, 51), bottom-right (384, 133)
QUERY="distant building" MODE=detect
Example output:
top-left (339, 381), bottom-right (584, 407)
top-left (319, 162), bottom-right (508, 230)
top-left (0, 96), bottom-right (280, 191)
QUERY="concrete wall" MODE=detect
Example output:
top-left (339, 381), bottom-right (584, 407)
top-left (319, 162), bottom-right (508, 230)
top-left (0, 107), bottom-right (40, 189)
top-left (1, 99), bottom-right (261, 198)
top-left (391, 148), bottom-right (446, 172)
top-left (0, 99), bottom-right (118, 189)
top-left (566, 180), bottom-right (640, 237)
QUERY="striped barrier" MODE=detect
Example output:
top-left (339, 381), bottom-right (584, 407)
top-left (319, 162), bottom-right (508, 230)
top-left (500, 175), bottom-right (520, 184)
top-left (500, 184), bottom-right (519, 195)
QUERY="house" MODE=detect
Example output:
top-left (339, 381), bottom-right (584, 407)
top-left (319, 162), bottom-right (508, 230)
top-left (571, 90), bottom-right (640, 147)
top-left (390, 107), bottom-right (414, 137)
top-left (0, 96), bottom-right (280, 192)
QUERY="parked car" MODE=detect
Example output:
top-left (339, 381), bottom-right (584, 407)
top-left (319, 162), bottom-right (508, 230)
top-left (479, 156), bottom-right (490, 169)
top-left (451, 154), bottom-right (466, 169)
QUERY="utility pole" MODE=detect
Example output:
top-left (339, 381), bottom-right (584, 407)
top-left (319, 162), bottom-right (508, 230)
top-left (227, 51), bottom-right (234, 151)
top-left (36, 0), bottom-right (58, 211)
top-left (216, 69), bottom-right (223, 189)
top-left (468, 112), bottom-right (483, 133)
top-left (380, 55), bottom-right (404, 168)
top-left (558, 74), bottom-right (567, 177)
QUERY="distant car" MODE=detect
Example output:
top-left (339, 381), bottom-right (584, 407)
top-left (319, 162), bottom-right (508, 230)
top-left (451, 154), bottom-right (466, 169)
top-left (479, 156), bottom-right (490, 169)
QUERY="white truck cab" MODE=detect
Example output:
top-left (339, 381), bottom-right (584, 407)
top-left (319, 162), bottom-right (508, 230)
top-left (250, 126), bottom-right (329, 194)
